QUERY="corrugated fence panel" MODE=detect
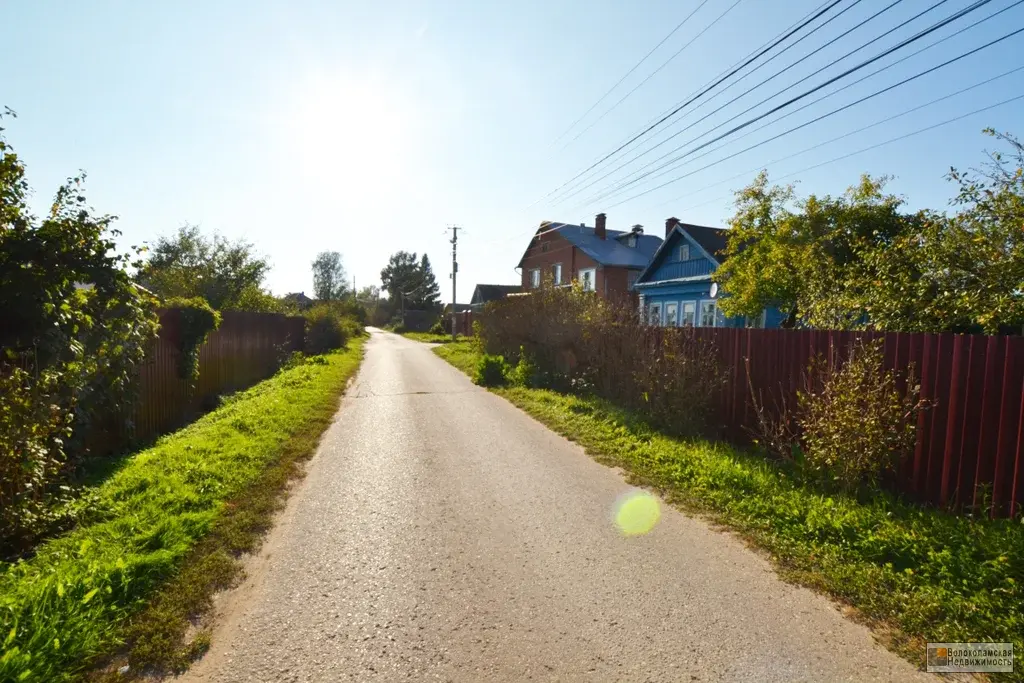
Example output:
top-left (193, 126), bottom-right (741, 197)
top-left (691, 326), bottom-right (1023, 517)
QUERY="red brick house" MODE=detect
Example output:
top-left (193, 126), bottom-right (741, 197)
top-left (516, 213), bottom-right (662, 302)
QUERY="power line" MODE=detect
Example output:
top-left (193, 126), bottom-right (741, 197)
top-left (551, 0), bottom-right (900, 205)
top-left (656, 62), bottom-right (1024, 208)
top-left (528, 0), bottom-right (841, 208)
top-left (576, 0), bottom-right (959, 205)
top-left (602, 24), bottom-right (1024, 211)
top-left (563, 0), bottom-right (742, 148)
top-left (549, 0), bottom-right (715, 147)
top-left (674, 91), bottom-right (1024, 214)
top-left (587, 0), bottom-right (1001, 206)
top-left (537, 0), bottom-right (847, 201)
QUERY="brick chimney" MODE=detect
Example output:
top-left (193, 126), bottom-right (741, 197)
top-left (595, 213), bottom-right (607, 240)
top-left (665, 216), bottom-right (680, 238)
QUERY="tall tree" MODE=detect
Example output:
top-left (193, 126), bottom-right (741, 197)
top-left (137, 225), bottom-right (270, 310)
top-left (416, 254), bottom-right (442, 310)
top-left (311, 250), bottom-right (347, 301)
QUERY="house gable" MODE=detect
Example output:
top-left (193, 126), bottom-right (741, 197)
top-left (636, 226), bottom-right (722, 286)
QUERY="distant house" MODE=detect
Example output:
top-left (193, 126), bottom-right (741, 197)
top-left (517, 213), bottom-right (662, 302)
top-left (283, 291), bottom-right (314, 310)
top-left (632, 218), bottom-right (785, 328)
top-left (469, 284), bottom-right (522, 312)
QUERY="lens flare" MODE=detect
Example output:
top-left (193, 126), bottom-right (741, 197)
top-left (614, 490), bottom-right (661, 536)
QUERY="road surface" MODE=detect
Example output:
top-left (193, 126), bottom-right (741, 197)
top-left (182, 329), bottom-right (928, 682)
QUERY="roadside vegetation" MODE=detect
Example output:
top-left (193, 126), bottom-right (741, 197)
top-left (434, 289), bottom-right (1024, 676)
top-left (400, 331), bottom-right (458, 344)
top-left (1, 339), bottom-right (364, 682)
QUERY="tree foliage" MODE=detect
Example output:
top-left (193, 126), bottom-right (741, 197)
top-left (379, 250), bottom-right (441, 310)
top-left (0, 111), bottom-right (159, 549)
top-left (716, 131), bottom-right (1024, 333)
top-left (311, 250), bottom-right (347, 301)
top-left (137, 225), bottom-right (271, 311)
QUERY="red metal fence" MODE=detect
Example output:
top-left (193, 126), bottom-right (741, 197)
top-left (690, 327), bottom-right (1024, 517)
top-left (107, 310), bottom-right (304, 448)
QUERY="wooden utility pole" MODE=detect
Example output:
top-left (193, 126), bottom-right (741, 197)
top-left (448, 226), bottom-right (460, 341)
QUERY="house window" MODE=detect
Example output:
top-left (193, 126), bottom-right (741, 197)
top-left (579, 267), bottom-right (596, 292)
top-left (627, 270), bottom-right (639, 290)
top-left (665, 302), bottom-right (679, 327)
top-left (699, 300), bottom-right (717, 327)
top-left (542, 242), bottom-right (550, 253)
top-left (530, 269), bottom-right (540, 288)
top-left (681, 302), bottom-right (696, 327)
top-left (745, 310), bottom-right (767, 329)
top-left (648, 302), bottom-right (662, 326)
top-left (679, 244), bottom-right (690, 261)
top-left (553, 263), bottom-right (562, 285)
top-left (628, 234), bottom-right (637, 247)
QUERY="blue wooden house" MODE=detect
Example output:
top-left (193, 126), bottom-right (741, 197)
top-left (632, 218), bottom-right (785, 328)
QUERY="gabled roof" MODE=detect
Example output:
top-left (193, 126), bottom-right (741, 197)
top-left (517, 222), bottom-right (662, 269)
top-left (634, 222), bottom-right (731, 285)
top-left (470, 284), bottom-right (522, 305)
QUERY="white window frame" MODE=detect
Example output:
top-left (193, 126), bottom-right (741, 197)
top-left (552, 263), bottom-right (562, 285)
top-left (530, 268), bottom-right (540, 288)
top-left (664, 302), bottom-right (679, 327)
top-left (648, 302), bottom-right (663, 326)
top-left (680, 301), bottom-right (696, 327)
top-left (628, 234), bottom-right (637, 247)
top-left (745, 309), bottom-right (767, 329)
top-left (698, 300), bottom-right (718, 327)
top-left (679, 244), bottom-right (690, 262)
top-left (579, 267), bottom-right (596, 292)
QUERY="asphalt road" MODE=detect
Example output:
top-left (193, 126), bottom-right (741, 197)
top-left (182, 329), bottom-right (930, 683)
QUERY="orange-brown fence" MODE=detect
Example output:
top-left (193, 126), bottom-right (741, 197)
top-left (688, 327), bottom-right (1024, 518)
top-left (103, 309), bottom-right (304, 450)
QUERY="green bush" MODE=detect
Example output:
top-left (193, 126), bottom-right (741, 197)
top-left (799, 340), bottom-right (928, 491)
top-left (474, 354), bottom-right (509, 387)
top-left (508, 347), bottom-right (542, 388)
top-left (164, 297), bottom-right (221, 380)
top-left (303, 304), bottom-right (363, 355)
top-left (429, 320), bottom-right (445, 335)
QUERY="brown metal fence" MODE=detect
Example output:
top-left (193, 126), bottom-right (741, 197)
top-left (686, 327), bottom-right (1024, 517)
top-left (114, 309), bottom-right (304, 448)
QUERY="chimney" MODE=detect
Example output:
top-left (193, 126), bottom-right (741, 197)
top-left (595, 213), bottom-right (607, 240)
top-left (665, 216), bottom-right (680, 238)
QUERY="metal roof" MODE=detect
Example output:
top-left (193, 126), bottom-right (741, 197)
top-left (518, 222), bottom-right (662, 268)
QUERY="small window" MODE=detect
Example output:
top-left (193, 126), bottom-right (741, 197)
top-left (552, 263), bottom-right (562, 285)
top-left (664, 302), bottom-right (679, 327)
top-left (530, 269), bottom-right (540, 288)
top-left (542, 241), bottom-right (550, 253)
top-left (745, 310), bottom-right (767, 329)
top-left (628, 235), bottom-right (637, 247)
top-left (579, 268), bottom-right (596, 291)
top-left (679, 244), bottom-right (690, 261)
top-left (648, 302), bottom-right (662, 326)
top-left (680, 302), bottom-right (696, 327)
top-left (699, 300), bottom-right (717, 327)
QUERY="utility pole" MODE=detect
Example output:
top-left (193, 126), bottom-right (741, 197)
top-left (447, 226), bottom-right (460, 341)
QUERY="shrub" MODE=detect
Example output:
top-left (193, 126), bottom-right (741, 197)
top-left (164, 297), bottom-right (221, 380)
top-left (303, 304), bottom-right (363, 355)
top-left (799, 340), bottom-right (928, 491)
top-left (474, 354), bottom-right (509, 387)
top-left (508, 347), bottom-right (542, 388)
top-left (429, 320), bottom-right (445, 335)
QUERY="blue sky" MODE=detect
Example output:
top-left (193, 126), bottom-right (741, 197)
top-left (4, 0), bottom-right (1023, 302)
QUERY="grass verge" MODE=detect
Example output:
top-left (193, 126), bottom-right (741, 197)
top-left (1, 338), bottom-right (365, 682)
top-left (434, 340), bottom-right (1024, 679)
top-left (399, 331), bottom-right (459, 344)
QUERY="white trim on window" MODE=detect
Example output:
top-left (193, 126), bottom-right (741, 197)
top-left (648, 302), bottom-right (663, 326)
top-left (664, 301), bottom-right (679, 327)
top-left (679, 244), bottom-right (690, 261)
top-left (698, 300), bottom-right (718, 327)
top-left (529, 268), bottom-right (540, 288)
top-left (552, 263), bottom-right (562, 285)
top-left (579, 267), bottom-right (596, 291)
top-left (745, 309), bottom-right (767, 329)
top-left (680, 301), bottom-right (696, 327)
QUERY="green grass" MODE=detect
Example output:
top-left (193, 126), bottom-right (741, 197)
top-left (1, 339), bottom-right (365, 682)
top-left (434, 341), bottom-right (1024, 678)
top-left (432, 338), bottom-right (480, 373)
top-left (399, 331), bottom-right (459, 344)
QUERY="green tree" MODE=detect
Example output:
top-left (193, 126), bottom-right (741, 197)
top-left (1, 111), bottom-right (159, 545)
top-left (311, 250), bottom-right (347, 301)
top-left (715, 172), bottom-right (923, 329)
top-left (416, 254), bottom-right (442, 310)
top-left (137, 225), bottom-right (270, 310)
